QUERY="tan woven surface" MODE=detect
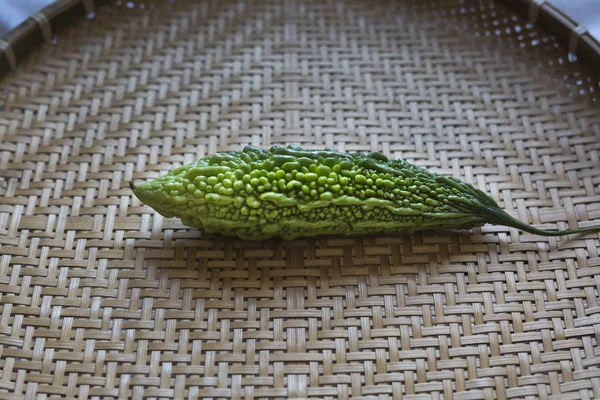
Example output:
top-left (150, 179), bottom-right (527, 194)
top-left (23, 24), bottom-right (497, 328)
top-left (1, 0), bottom-right (600, 399)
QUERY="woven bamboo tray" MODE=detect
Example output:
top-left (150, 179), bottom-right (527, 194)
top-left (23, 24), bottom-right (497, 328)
top-left (1, 0), bottom-right (600, 399)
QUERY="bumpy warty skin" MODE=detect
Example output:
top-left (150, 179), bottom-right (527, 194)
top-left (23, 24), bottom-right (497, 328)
top-left (131, 145), bottom-right (505, 240)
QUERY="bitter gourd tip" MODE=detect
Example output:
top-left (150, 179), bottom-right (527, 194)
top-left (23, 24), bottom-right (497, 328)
top-left (129, 145), bottom-right (600, 240)
top-left (130, 177), bottom-right (180, 219)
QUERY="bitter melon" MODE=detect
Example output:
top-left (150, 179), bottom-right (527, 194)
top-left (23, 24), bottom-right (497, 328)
top-left (130, 145), bottom-right (600, 240)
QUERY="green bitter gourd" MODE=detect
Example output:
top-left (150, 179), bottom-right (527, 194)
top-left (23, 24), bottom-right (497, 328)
top-left (130, 145), bottom-right (600, 240)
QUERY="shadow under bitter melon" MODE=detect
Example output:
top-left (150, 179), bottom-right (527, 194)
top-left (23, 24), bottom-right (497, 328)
top-left (129, 144), bottom-right (600, 240)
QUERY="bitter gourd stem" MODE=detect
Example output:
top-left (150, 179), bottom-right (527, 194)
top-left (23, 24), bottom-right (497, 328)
top-left (485, 207), bottom-right (600, 237)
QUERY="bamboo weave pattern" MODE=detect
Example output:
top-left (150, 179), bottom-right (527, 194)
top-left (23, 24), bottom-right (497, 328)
top-left (1, 0), bottom-right (600, 399)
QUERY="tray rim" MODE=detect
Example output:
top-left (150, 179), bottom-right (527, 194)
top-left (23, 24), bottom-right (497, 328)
top-left (0, 0), bottom-right (599, 80)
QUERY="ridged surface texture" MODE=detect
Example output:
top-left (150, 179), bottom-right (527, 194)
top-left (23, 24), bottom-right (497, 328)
top-left (131, 145), bottom-right (508, 240)
top-left (1, 0), bottom-right (600, 399)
